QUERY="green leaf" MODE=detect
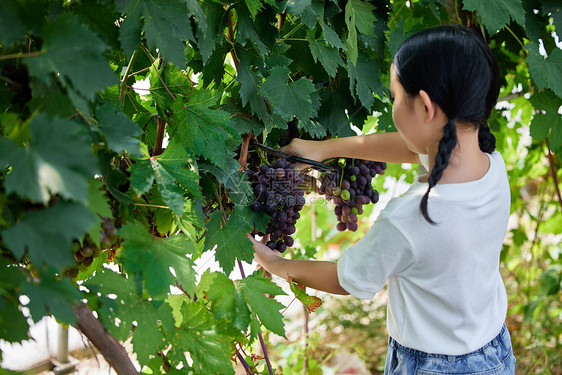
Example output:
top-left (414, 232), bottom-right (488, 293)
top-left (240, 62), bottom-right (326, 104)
top-left (199, 271), bottom-right (251, 331)
top-left (526, 43), bottom-right (562, 98)
top-left (307, 31), bottom-right (344, 77)
top-left (168, 90), bottom-right (238, 167)
top-left (321, 21), bottom-right (345, 49)
top-left (204, 209), bottom-right (255, 275)
top-left (0, 114), bottom-right (97, 205)
top-left (118, 222), bottom-right (197, 299)
top-left (177, 301), bottom-right (235, 375)
top-left (96, 104), bottom-right (143, 157)
top-left (119, 0), bottom-right (192, 67)
top-left (245, 0), bottom-right (265, 18)
top-left (85, 269), bottom-right (173, 366)
top-left (462, 0), bottom-right (525, 33)
top-left (87, 179), bottom-right (113, 219)
top-left (149, 62), bottom-right (194, 118)
top-left (150, 158), bottom-right (186, 214)
top-left (529, 90), bottom-right (562, 152)
top-left (318, 89), bottom-right (356, 137)
top-left (130, 159), bottom-right (155, 196)
top-left (344, 0), bottom-right (358, 65)
top-left (238, 272), bottom-right (287, 337)
top-left (348, 52), bottom-right (384, 109)
top-left (0, 0), bottom-right (26, 47)
top-left (22, 269), bottom-right (82, 324)
top-left (259, 66), bottom-right (320, 123)
top-left (346, 0), bottom-right (377, 37)
top-left (0, 259), bottom-right (28, 342)
top-left (236, 6), bottom-right (269, 57)
top-left (156, 140), bottom-right (201, 199)
top-left (2, 202), bottom-right (97, 267)
top-left (24, 13), bottom-right (117, 101)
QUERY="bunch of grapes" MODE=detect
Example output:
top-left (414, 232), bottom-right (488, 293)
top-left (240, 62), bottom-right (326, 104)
top-left (64, 217), bottom-right (119, 277)
top-left (319, 159), bottom-right (386, 231)
top-left (248, 158), bottom-right (306, 252)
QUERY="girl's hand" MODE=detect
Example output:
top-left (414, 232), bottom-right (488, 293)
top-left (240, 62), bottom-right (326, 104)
top-left (279, 138), bottom-right (328, 169)
top-left (248, 233), bottom-right (282, 273)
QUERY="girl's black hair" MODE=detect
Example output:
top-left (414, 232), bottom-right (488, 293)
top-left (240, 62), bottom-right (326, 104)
top-left (393, 24), bottom-right (500, 224)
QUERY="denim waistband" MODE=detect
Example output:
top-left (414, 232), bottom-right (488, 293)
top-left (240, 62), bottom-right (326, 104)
top-left (388, 324), bottom-right (509, 359)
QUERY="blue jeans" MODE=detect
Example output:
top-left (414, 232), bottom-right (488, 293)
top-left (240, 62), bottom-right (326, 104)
top-left (384, 325), bottom-right (516, 374)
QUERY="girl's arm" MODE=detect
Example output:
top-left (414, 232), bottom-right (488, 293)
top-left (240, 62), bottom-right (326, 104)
top-left (248, 235), bottom-right (349, 295)
top-left (281, 132), bottom-right (420, 165)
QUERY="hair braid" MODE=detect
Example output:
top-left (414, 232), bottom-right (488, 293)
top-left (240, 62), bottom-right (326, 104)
top-left (478, 122), bottom-right (496, 153)
top-left (420, 119), bottom-right (458, 224)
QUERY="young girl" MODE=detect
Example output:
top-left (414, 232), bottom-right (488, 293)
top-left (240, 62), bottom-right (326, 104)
top-left (248, 24), bottom-right (516, 374)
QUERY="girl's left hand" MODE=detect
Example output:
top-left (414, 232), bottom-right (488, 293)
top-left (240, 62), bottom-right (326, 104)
top-left (247, 233), bottom-right (282, 273)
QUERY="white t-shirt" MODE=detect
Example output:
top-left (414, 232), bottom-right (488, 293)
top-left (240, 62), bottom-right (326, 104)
top-left (337, 151), bottom-right (510, 355)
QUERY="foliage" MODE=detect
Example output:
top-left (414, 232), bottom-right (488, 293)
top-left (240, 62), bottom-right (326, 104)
top-left (0, 0), bottom-right (560, 374)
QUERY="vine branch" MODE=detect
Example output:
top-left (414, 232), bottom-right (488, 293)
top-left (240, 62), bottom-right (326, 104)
top-left (238, 132), bottom-right (254, 171)
top-left (152, 117), bottom-right (166, 156)
top-left (74, 303), bottom-right (139, 375)
top-left (545, 139), bottom-right (562, 209)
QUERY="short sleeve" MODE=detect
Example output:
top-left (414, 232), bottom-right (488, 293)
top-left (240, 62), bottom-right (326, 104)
top-left (337, 218), bottom-right (415, 299)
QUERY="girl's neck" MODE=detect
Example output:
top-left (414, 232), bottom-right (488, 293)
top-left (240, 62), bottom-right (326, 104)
top-left (423, 125), bottom-right (490, 184)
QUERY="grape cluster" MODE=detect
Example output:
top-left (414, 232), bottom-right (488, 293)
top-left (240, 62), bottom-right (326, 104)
top-left (319, 159), bottom-right (386, 231)
top-left (64, 217), bottom-right (119, 278)
top-left (248, 158), bottom-right (306, 252)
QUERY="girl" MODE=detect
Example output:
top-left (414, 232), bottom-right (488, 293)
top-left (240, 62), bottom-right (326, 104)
top-left (248, 24), bottom-right (516, 374)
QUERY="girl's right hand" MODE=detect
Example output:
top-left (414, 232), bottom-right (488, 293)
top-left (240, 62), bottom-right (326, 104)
top-left (279, 138), bottom-right (327, 169)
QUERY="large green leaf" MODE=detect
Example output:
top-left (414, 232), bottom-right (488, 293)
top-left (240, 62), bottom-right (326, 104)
top-left (204, 209), bottom-right (255, 275)
top-left (118, 0), bottom-right (192, 67)
top-left (176, 301), bottom-right (235, 374)
top-left (238, 272), bottom-right (287, 338)
top-left (529, 90), bottom-right (562, 153)
top-left (85, 269), bottom-right (174, 366)
top-left (24, 13), bottom-right (117, 102)
top-left (118, 222), bottom-right (197, 299)
top-left (168, 90), bottom-right (237, 168)
top-left (258, 66), bottom-right (320, 123)
top-left (526, 43), bottom-right (562, 98)
top-left (0, 114), bottom-right (97, 205)
top-left (348, 52), bottom-right (384, 110)
top-left (96, 104), bottom-right (143, 157)
top-left (22, 269), bottom-right (82, 324)
top-left (307, 31), bottom-right (344, 77)
top-left (2, 202), bottom-right (97, 267)
top-left (463, 0), bottom-right (525, 33)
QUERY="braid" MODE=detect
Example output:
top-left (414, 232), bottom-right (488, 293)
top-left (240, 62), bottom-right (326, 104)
top-left (478, 122), bottom-right (496, 153)
top-left (420, 118), bottom-right (458, 224)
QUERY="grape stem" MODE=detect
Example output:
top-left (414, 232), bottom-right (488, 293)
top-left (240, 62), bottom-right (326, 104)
top-left (238, 132), bottom-right (254, 171)
top-left (237, 351), bottom-right (255, 374)
top-left (237, 259), bottom-right (274, 375)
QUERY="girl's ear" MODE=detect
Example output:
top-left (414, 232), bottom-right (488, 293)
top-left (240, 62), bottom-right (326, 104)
top-left (419, 89), bottom-right (440, 123)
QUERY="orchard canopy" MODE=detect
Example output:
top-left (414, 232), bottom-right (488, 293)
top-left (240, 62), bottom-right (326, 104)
top-left (0, 1), bottom-right (560, 374)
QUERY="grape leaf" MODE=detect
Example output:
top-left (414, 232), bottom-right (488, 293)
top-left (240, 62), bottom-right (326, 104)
top-left (85, 269), bottom-right (172, 366)
top-left (526, 43), bottom-right (562, 98)
top-left (2, 202), bottom-right (97, 267)
top-left (0, 114), bottom-right (97, 205)
top-left (307, 31), bottom-right (344, 77)
top-left (529, 90), bottom-right (562, 153)
top-left (463, 0), bottom-right (525, 33)
top-left (157, 139), bottom-right (201, 200)
top-left (149, 62), bottom-right (194, 118)
top-left (21, 269), bottom-right (82, 324)
top-left (118, 222), bottom-right (197, 299)
top-left (0, 259), bottom-right (29, 342)
top-left (24, 13), bottom-right (117, 101)
top-left (118, 0), bottom-right (192, 67)
top-left (245, 0), bottom-right (265, 18)
top-left (238, 272), bottom-right (287, 337)
top-left (198, 271), bottom-right (252, 331)
top-left (205, 209), bottom-right (255, 275)
top-left (321, 21), bottom-right (345, 49)
top-left (346, 0), bottom-right (377, 37)
top-left (344, 0), bottom-right (358, 65)
top-left (237, 6), bottom-right (269, 57)
top-left (259, 66), bottom-right (320, 123)
top-left (96, 104), bottom-right (143, 157)
top-left (168, 90), bottom-right (238, 168)
top-left (177, 301), bottom-right (235, 375)
top-left (0, 0), bottom-right (26, 48)
top-left (288, 276), bottom-right (323, 313)
top-left (318, 89), bottom-right (357, 137)
top-left (348, 51), bottom-right (384, 109)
